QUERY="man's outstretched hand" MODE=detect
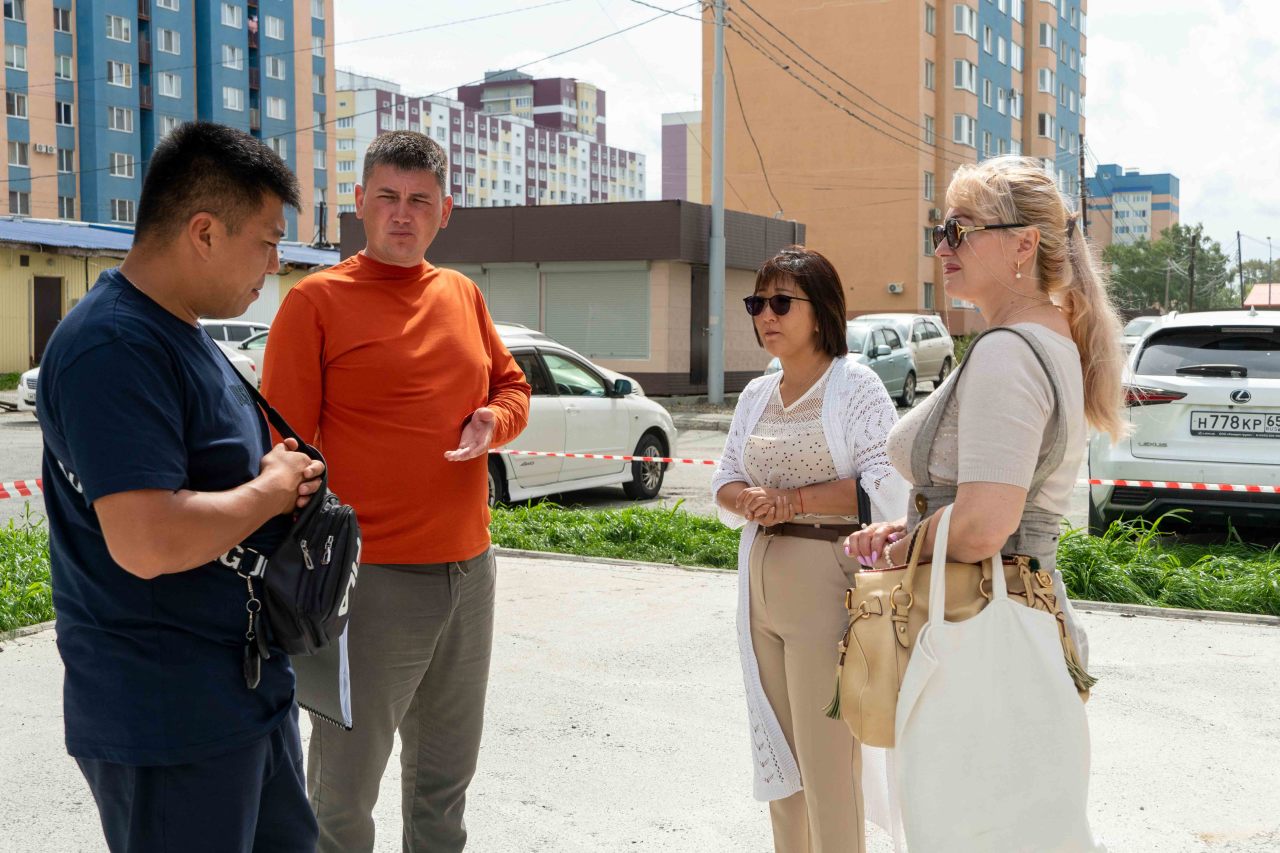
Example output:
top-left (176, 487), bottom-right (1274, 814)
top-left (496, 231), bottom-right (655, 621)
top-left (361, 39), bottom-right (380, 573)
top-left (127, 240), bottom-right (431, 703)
top-left (444, 407), bottom-right (497, 462)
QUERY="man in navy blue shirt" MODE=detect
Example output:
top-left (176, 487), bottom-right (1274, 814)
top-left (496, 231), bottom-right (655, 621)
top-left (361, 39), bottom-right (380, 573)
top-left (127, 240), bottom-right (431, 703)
top-left (38, 122), bottom-right (325, 853)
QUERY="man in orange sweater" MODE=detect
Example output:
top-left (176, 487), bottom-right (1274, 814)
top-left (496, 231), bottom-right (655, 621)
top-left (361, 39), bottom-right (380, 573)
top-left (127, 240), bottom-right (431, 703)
top-left (262, 131), bottom-right (530, 852)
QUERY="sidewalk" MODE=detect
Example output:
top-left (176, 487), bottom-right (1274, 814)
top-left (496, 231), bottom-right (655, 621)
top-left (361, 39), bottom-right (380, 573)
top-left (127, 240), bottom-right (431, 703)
top-left (2, 552), bottom-right (1278, 851)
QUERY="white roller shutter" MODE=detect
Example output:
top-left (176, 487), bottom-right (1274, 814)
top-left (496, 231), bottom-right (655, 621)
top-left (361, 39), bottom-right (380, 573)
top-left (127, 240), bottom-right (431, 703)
top-left (543, 266), bottom-right (649, 359)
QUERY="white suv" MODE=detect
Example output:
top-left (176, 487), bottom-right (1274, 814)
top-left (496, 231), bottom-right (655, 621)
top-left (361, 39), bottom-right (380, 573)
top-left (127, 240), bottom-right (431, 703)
top-left (1088, 309), bottom-right (1280, 533)
top-left (856, 313), bottom-right (956, 388)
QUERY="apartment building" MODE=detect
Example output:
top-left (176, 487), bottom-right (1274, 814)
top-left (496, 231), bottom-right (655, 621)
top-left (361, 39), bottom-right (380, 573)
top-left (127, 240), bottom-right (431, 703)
top-left (700, 0), bottom-right (1087, 332)
top-left (661, 111), bottom-right (703, 203)
top-left (334, 69), bottom-right (645, 222)
top-left (1, 0), bottom-right (335, 242)
top-left (1086, 163), bottom-right (1179, 249)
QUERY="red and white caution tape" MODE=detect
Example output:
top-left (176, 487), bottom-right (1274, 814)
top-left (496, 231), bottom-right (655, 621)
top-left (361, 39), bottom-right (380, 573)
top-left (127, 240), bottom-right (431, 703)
top-left (0, 479), bottom-right (43, 500)
top-left (490, 448), bottom-right (717, 465)
top-left (1083, 478), bottom-right (1280, 494)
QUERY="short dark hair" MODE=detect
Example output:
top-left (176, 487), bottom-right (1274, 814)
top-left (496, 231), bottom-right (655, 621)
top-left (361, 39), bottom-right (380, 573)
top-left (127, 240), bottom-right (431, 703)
top-left (753, 246), bottom-right (849, 358)
top-left (134, 122), bottom-right (300, 243)
top-left (362, 131), bottom-right (449, 193)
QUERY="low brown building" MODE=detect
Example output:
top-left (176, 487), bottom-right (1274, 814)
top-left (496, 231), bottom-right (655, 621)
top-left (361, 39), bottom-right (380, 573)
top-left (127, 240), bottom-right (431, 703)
top-left (338, 201), bottom-right (805, 395)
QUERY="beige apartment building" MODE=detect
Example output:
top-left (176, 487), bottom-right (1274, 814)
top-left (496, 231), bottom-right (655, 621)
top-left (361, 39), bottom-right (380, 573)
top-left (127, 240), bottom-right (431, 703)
top-left (700, 0), bottom-right (1087, 333)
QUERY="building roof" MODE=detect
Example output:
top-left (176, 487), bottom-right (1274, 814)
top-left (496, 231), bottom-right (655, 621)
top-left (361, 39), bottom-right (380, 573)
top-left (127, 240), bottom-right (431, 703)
top-left (1244, 284), bottom-right (1280, 308)
top-left (0, 216), bottom-right (338, 268)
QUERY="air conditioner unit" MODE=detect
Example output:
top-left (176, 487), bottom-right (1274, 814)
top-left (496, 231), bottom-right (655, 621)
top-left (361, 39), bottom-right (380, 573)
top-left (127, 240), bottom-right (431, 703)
top-left (887, 282), bottom-right (905, 294)
top-left (927, 208), bottom-right (943, 222)
top-left (33, 143), bottom-right (55, 155)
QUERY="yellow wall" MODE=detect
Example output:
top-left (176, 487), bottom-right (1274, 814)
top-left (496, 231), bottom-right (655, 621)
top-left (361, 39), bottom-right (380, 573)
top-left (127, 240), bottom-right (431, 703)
top-left (0, 248), bottom-right (122, 371)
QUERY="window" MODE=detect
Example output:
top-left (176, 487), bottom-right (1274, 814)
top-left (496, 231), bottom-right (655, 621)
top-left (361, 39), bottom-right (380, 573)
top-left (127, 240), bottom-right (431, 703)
top-left (107, 61), bottom-right (132, 88)
top-left (57, 148), bottom-right (73, 172)
top-left (953, 113), bottom-right (976, 147)
top-left (312, 74), bottom-right (324, 95)
top-left (221, 3), bottom-right (242, 27)
top-left (1039, 23), bottom-right (1055, 48)
top-left (160, 115), bottom-right (179, 136)
top-left (1011, 42), bottom-right (1024, 71)
top-left (997, 87), bottom-right (1007, 114)
top-left (1038, 68), bottom-right (1055, 92)
top-left (337, 181), bottom-right (354, 194)
top-left (58, 196), bottom-right (74, 219)
top-left (106, 14), bottom-right (131, 42)
top-left (1070, 47), bottom-right (1078, 70)
top-left (110, 152), bottom-right (135, 178)
top-left (953, 60), bottom-right (977, 93)
top-left (925, 3), bottom-right (935, 34)
top-left (1037, 112), bottom-right (1055, 137)
top-left (1012, 0), bottom-right (1023, 21)
top-left (924, 114), bottom-right (935, 145)
top-left (222, 44), bottom-right (244, 70)
top-left (337, 159), bottom-right (354, 173)
top-left (983, 78), bottom-right (992, 106)
top-left (379, 114), bottom-right (392, 131)
top-left (158, 72), bottom-right (181, 98)
top-left (924, 227), bottom-right (935, 256)
top-left (264, 15), bottom-right (284, 39)
top-left (53, 6), bottom-right (70, 31)
top-left (315, 150), bottom-right (325, 169)
top-left (111, 198), bottom-right (135, 223)
top-left (1010, 138), bottom-right (1022, 155)
top-left (924, 59), bottom-right (935, 90)
top-left (268, 137), bottom-right (287, 159)
top-left (923, 282), bottom-right (935, 310)
top-left (222, 86), bottom-right (244, 112)
top-left (953, 4), bottom-right (977, 38)
top-left (1060, 39), bottom-right (1068, 61)
top-left (924, 171), bottom-right (935, 201)
top-left (7, 140), bottom-right (27, 166)
top-left (1059, 82), bottom-right (1068, 106)
top-left (312, 35), bottom-right (324, 57)
top-left (265, 96), bottom-right (286, 120)
top-left (998, 36), bottom-right (1007, 64)
top-left (1009, 88), bottom-right (1022, 118)
top-left (336, 138), bottom-right (354, 152)
top-left (157, 0), bottom-right (178, 9)
top-left (108, 106), bottom-right (134, 132)
top-left (55, 54), bottom-right (72, 79)
top-left (9, 191), bottom-right (29, 216)
top-left (157, 28), bottom-right (180, 53)
top-left (5, 44), bottom-right (26, 71)
top-left (983, 26), bottom-right (992, 53)
top-left (311, 0), bottom-right (324, 18)
top-left (55, 101), bottom-right (72, 125)
top-left (983, 130), bottom-right (992, 157)
top-left (266, 57), bottom-right (286, 80)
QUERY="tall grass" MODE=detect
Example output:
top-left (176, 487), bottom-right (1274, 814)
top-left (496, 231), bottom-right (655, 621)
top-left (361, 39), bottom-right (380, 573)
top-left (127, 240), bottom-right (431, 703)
top-left (0, 505), bottom-right (54, 633)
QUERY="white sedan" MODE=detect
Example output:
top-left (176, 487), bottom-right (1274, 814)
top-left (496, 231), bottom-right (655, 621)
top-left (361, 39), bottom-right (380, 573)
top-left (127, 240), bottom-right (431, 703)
top-left (492, 324), bottom-right (677, 505)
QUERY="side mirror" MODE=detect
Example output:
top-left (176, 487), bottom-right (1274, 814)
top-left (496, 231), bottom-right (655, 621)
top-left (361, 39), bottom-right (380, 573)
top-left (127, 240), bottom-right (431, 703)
top-left (611, 378), bottom-right (633, 396)
top-left (874, 344), bottom-right (892, 358)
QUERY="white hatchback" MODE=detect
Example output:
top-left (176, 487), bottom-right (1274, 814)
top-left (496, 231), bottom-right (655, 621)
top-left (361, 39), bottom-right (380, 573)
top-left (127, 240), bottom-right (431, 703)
top-left (491, 324), bottom-right (678, 505)
top-left (856, 313), bottom-right (956, 388)
top-left (1088, 309), bottom-right (1280, 533)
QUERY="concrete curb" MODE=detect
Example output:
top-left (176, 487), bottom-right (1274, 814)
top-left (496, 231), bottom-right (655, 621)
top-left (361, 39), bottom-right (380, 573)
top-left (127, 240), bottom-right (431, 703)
top-left (0, 618), bottom-right (55, 644)
top-left (670, 415), bottom-right (732, 433)
top-left (496, 548), bottom-right (1280, 628)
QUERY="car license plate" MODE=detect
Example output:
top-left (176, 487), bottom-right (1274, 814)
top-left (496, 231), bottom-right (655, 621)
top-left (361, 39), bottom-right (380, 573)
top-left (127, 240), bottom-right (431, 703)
top-left (1190, 410), bottom-right (1280, 438)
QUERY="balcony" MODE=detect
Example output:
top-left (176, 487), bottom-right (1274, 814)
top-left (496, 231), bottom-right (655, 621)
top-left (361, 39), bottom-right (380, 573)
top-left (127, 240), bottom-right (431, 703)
top-left (139, 84), bottom-right (153, 110)
top-left (249, 67), bottom-right (259, 91)
top-left (249, 108), bottom-right (261, 132)
top-left (138, 36), bottom-right (151, 65)
top-left (248, 31), bottom-right (259, 50)
top-left (138, 0), bottom-right (150, 20)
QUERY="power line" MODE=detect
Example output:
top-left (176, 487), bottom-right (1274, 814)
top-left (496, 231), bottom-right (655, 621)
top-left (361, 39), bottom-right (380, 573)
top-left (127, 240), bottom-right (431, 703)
top-left (723, 44), bottom-right (782, 215)
top-left (622, 0), bottom-right (707, 23)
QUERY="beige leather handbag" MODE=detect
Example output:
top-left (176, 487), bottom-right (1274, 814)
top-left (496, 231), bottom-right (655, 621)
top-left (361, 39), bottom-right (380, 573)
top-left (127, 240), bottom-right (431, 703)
top-left (824, 515), bottom-right (1094, 749)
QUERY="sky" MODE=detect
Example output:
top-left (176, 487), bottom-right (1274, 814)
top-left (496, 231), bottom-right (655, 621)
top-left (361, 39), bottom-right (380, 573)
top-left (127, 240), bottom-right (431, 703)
top-left (335, 0), bottom-right (1279, 264)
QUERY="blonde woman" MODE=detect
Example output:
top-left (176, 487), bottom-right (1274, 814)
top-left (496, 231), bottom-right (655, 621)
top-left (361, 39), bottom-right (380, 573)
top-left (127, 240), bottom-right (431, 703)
top-left (713, 247), bottom-right (907, 852)
top-left (846, 156), bottom-right (1124, 847)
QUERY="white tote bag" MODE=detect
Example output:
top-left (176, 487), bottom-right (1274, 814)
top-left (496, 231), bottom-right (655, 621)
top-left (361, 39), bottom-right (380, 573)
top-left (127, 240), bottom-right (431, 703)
top-left (894, 505), bottom-right (1104, 853)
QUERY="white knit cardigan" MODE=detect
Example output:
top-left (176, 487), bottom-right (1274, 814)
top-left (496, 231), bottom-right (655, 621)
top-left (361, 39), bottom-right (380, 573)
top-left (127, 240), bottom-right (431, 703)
top-left (711, 356), bottom-right (909, 802)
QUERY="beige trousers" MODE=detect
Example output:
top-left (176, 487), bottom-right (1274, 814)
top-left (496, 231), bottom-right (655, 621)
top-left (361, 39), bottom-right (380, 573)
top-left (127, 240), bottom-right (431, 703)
top-left (749, 529), bottom-right (866, 853)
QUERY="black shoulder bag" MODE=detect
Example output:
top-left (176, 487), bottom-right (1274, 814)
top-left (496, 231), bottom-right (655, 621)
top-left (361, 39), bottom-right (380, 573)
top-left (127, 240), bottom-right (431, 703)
top-left (222, 368), bottom-right (362, 689)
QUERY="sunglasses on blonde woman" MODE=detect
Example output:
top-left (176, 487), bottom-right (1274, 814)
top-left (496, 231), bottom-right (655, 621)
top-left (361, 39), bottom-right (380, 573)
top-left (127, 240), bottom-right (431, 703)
top-left (931, 217), bottom-right (1027, 250)
top-left (743, 294), bottom-right (812, 316)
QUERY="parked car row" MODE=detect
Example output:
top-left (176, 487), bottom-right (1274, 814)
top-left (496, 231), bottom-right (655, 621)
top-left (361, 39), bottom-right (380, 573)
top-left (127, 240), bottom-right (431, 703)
top-left (765, 312), bottom-right (955, 408)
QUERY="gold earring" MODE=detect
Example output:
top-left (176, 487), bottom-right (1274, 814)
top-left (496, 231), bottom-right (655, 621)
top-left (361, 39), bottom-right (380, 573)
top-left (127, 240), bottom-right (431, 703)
top-left (1015, 262), bottom-right (1022, 280)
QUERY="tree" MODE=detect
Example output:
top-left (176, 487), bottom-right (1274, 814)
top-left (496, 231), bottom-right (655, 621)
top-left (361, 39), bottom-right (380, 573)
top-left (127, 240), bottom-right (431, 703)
top-left (1237, 258), bottom-right (1277, 287)
top-left (1102, 222), bottom-right (1238, 314)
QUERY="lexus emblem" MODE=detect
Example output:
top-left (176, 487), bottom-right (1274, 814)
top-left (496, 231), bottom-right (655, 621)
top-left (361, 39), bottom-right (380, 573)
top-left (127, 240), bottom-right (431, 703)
top-left (1230, 389), bottom-right (1252, 404)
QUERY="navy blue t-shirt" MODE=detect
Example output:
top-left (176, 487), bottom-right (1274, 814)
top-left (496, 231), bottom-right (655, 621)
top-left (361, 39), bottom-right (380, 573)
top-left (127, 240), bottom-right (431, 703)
top-left (38, 269), bottom-right (293, 766)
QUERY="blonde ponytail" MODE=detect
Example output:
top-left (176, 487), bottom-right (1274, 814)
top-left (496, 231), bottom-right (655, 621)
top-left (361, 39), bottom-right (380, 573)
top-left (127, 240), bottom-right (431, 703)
top-left (1061, 215), bottom-right (1126, 440)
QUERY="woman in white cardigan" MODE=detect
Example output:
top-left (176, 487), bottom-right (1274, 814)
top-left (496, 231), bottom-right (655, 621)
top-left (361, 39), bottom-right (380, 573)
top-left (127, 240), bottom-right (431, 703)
top-left (712, 247), bottom-right (908, 852)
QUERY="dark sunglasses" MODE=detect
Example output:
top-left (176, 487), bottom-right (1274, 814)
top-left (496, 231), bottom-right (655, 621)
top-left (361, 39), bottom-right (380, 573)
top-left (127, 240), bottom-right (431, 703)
top-left (743, 294), bottom-right (813, 317)
top-left (931, 217), bottom-right (1027, 250)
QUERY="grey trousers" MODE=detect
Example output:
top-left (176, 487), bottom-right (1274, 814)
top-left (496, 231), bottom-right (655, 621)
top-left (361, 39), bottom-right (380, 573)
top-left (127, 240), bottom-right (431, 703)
top-left (307, 548), bottom-right (496, 853)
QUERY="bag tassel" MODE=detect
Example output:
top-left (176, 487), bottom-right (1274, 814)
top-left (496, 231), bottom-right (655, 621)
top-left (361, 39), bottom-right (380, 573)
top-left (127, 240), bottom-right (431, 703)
top-left (1062, 642), bottom-right (1098, 695)
top-left (823, 651), bottom-right (846, 720)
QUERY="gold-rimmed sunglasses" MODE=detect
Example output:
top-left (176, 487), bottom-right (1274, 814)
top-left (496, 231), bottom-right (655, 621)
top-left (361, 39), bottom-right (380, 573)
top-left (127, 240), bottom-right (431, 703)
top-left (931, 217), bottom-right (1027, 250)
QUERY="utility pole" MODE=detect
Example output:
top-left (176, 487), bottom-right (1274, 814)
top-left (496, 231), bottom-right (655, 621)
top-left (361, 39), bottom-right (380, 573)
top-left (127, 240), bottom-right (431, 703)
top-left (1164, 262), bottom-right (1171, 313)
top-left (1187, 226), bottom-right (1200, 312)
top-left (1237, 230), bottom-right (1245, 308)
top-left (707, 0), bottom-right (727, 404)
top-left (1078, 134), bottom-right (1087, 237)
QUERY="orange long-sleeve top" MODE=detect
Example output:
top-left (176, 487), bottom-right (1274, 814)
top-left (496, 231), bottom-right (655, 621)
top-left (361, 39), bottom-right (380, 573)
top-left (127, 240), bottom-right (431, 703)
top-left (261, 253), bottom-right (531, 565)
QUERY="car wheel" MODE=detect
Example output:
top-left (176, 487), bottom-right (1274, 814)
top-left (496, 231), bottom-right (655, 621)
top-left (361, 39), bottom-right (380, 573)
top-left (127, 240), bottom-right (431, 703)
top-left (622, 432), bottom-right (666, 500)
top-left (897, 372), bottom-right (917, 408)
top-left (1087, 494), bottom-right (1109, 537)
top-left (487, 456), bottom-right (508, 508)
top-left (936, 357), bottom-right (952, 388)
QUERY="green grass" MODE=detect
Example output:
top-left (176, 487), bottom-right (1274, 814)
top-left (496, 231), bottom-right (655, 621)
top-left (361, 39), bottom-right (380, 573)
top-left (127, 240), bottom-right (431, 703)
top-left (0, 371), bottom-right (21, 391)
top-left (0, 505), bottom-right (54, 634)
